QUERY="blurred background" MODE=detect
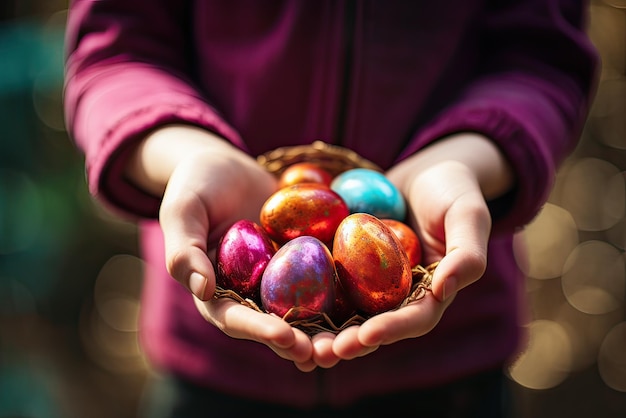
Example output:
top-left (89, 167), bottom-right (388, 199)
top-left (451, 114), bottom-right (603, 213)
top-left (0, 1), bottom-right (625, 417)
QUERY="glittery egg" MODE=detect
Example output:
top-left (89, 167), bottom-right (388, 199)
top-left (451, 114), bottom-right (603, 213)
top-left (260, 236), bottom-right (337, 320)
top-left (215, 220), bottom-right (277, 301)
top-left (260, 183), bottom-right (349, 246)
top-left (333, 213), bottom-right (412, 315)
top-left (330, 168), bottom-right (406, 221)
top-left (381, 219), bottom-right (422, 267)
top-left (278, 162), bottom-right (334, 188)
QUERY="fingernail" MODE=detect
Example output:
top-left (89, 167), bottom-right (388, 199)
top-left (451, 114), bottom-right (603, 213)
top-left (189, 272), bottom-right (207, 299)
top-left (442, 276), bottom-right (457, 301)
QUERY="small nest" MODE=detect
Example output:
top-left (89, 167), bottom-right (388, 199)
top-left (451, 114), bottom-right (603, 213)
top-left (256, 140), bottom-right (383, 177)
top-left (213, 141), bottom-right (436, 336)
top-left (213, 261), bottom-right (437, 336)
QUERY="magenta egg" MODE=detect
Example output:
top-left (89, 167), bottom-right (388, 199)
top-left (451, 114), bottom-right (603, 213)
top-left (260, 236), bottom-right (337, 320)
top-left (216, 219), bottom-right (277, 302)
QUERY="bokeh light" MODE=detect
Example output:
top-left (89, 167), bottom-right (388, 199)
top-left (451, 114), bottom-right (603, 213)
top-left (558, 158), bottom-right (624, 231)
top-left (555, 301), bottom-right (623, 373)
top-left (588, 79), bottom-right (626, 150)
top-left (516, 203), bottom-right (579, 280)
top-left (590, 3), bottom-right (626, 78)
top-left (598, 322), bottom-right (626, 392)
top-left (80, 254), bottom-right (147, 374)
top-left (561, 240), bottom-right (625, 315)
top-left (508, 4), bottom-right (626, 412)
top-left (509, 320), bottom-right (573, 390)
top-left (602, 0), bottom-right (626, 10)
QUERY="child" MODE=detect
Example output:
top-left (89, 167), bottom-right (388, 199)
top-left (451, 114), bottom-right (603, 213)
top-left (64, 1), bottom-right (598, 416)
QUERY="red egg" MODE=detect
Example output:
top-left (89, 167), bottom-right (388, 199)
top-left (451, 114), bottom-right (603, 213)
top-left (260, 236), bottom-right (337, 320)
top-left (260, 183), bottom-right (349, 246)
top-left (381, 219), bottom-right (422, 267)
top-left (333, 213), bottom-right (413, 315)
top-left (278, 162), bottom-right (334, 188)
top-left (215, 219), bottom-right (276, 302)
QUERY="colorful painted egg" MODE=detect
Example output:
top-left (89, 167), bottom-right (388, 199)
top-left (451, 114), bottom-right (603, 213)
top-left (260, 236), bottom-right (337, 320)
top-left (381, 219), bottom-right (422, 267)
top-left (333, 213), bottom-right (412, 315)
top-left (259, 183), bottom-right (350, 246)
top-left (330, 168), bottom-right (406, 221)
top-left (278, 162), bottom-right (334, 188)
top-left (215, 219), bottom-right (277, 301)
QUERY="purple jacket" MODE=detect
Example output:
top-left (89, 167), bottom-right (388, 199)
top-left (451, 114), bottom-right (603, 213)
top-left (64, 0), bottom-right (598, 407)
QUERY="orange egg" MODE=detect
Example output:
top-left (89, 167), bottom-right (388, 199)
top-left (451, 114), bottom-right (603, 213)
top-left (381, 219), bottom-right (422, 267)
top-left (333, 213), bottom-right (412, 315)
top-left (260, 183), bottom-right (349, 246)
top-left (278, 162), bottom-right (334, 188)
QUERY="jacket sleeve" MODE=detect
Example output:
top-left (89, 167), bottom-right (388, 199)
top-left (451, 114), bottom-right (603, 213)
top-left (397, 0), bottom-right (600, 234)
top-left (64, 0), bottom-right (245, 218)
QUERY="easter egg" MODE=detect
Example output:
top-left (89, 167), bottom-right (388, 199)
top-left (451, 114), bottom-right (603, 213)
top-left (260, 183), bottom-right (349, 246)
top-left (381, 219), bottom-right (422, 267)
top-left (215, 219), bottom-right (277, 301)
top-left (330, 168), bottom-right (406, 221)
top-left (260, 236), bottom-right (337, 320)
top-left (333, 213), bottom-right (412, 315)
top-left (278, 162), bottom-right (334, 188)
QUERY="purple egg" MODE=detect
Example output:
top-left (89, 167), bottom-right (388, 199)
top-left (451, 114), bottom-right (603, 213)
top-left (216, 219), bottom-right (277, 302)
top-left (260, 236), bottom-right (337, 320)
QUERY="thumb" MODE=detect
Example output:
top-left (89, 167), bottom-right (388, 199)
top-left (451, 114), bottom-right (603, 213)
top-left (159, 185), bottom-right (217, 301)
top-left (431, 190), bottom-right (491, 302)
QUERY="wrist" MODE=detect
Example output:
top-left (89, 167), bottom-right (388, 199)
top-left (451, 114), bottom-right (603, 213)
top-left (124, 124), bottom-right (243, 196)
top-left (389, 133), bottom-right (514, 201)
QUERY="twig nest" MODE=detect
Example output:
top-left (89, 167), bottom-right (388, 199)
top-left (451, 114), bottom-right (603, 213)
top-left (213, 141), bottom-right (437, 336)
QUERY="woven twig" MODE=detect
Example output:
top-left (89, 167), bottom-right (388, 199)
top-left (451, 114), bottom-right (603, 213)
top-left (257, 140), bottom-right (383, 177)
top-left (213, 261), bottom-right (437, 336)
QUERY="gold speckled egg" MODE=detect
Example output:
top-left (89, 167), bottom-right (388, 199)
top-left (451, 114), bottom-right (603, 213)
top-left (332, 213), bottom-right (412, 315)
top-left (260, 183), bottom-right (350, 246)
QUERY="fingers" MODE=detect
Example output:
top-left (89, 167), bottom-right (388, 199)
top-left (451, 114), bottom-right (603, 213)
top-left (194, 297), bottom-right (314, 364)
top-left (311, 332), bottom-right (341, 368)
top-left (359, 293), bottom-right (453, 345)
top-left (332, 326), bottom-right (380, 360)
top-left (294, 358), bottom-right (318, 372)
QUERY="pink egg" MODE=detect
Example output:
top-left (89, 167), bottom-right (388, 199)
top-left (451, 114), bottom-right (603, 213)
top-left (216, 219), bottom-right (276, 302)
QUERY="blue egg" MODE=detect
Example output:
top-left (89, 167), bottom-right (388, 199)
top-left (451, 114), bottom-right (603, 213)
top-left (330, 168), bottom-right (406, 221)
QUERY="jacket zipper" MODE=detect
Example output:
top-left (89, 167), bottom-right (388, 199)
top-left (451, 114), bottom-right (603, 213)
top-left (315, 0), bottom-right (356, 404)
top-left (334, 0), bottom-right (357, 147)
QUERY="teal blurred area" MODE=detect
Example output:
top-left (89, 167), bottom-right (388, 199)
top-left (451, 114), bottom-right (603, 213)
top-left (0, 1), bottom-right (625, 418)
top-left (0, 3), bottom-right (143, 418)
top-left (0, 12), bottom-right (73, 310)
top-left (0, 19), bottom-right (64, 94)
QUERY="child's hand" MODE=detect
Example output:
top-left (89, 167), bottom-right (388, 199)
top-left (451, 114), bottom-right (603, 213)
top-left (308, 133), bottom-right (513, 367)
top-left (126, 125), bottom-right (318, 370)
top-left (192, 296), bottom-right (318, 371)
